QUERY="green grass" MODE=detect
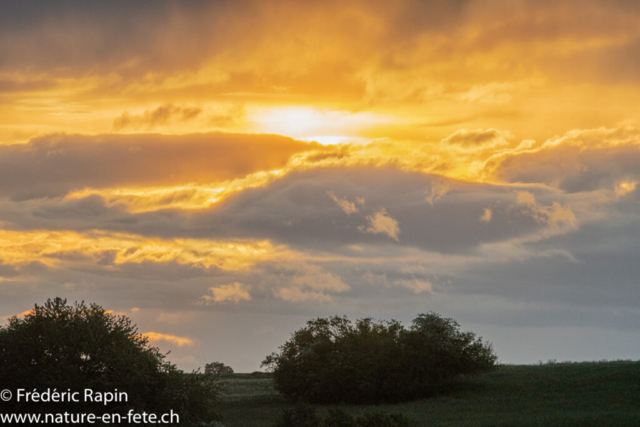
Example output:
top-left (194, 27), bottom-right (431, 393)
top-left (218, 361), bottom-right (640, 427)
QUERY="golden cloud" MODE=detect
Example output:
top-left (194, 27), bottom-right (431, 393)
top-left (142, 332), bottom-right (194, 347)
top-left (3, 1), bottom-right (640, 145)
top-left (0, 310), bottom-right (34, 322)
top-left (514, 191), bottom-right (578, 231)
top-left (112, 104), bottom-right (203, 131)
top-left (359, 208), bottom-right (401, 242)
top-left (0, 229), bottom-right (289, 272)
top-left (201, 282), bottom-right (252, 304)
top-left (327, 191), bottom-right (359, 215)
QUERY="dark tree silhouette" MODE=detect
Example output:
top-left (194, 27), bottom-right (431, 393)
top-left (262, 312), bottom-right (497, 404)
top-left (0, 297), bottom-right (219, 425)
top-left (205, 361), bottom-right (234, 376)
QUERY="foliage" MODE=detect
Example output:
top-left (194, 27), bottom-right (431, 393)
top-left (0, 297), bottom-right (219, 424)
top-left (157, 365), bottom-right (220, 425)
top-left (205, 361), bottom-right (234, 376)
top-left (262, 312), bottom-right (497, 404)
top-left (274, 404), bottom-right (413, 427)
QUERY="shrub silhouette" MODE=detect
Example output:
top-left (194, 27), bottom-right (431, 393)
top-left (262, 312), bottom-right (497, 404)
top-left (205, 361), bottom-right (234, 376)
top-left (0, 297), bottom-right (219, 425)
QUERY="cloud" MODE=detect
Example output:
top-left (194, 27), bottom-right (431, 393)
top-left (113, 104), bottom-right (202, 131)
top-left (105, 307), bottom-right (140, 317)
top-left (112, 103), bottom-right (246, 132)
top-left (3, 0), bottom-right (640, 151)
top-left (327, 191), bottom-right (359, 215)
top-left (201, 282), bottom-right (252, 304)
top-left (0, 76), bottom-right (55, 94)
top-left (486, 126), bottom-right (640, 193)
top-left (441, 128), bottom-right (510, 150)
top-left (3, 1), bottom-right (640, 142)
top-left (458, 81), bottom-right (541, 105)
top-left (0, 229), bottom-right (287, 274)
top-left (155, 311), bottom-right (194, 324)
top-left (265, 261), bottom-right (350, 303)
top-left (425, 177), bottom-right (453, 205)
top-left (0, 261), bottom-right (19, 279)
top-left (480, 208), bottom-right (493, 223)
top-left (104, 309), bottom-right (128, 316)
top-left (394, 278), bottom-right (433, 294)
top-left (290, 264), bottom-right (350, 293)
top-left (359, 208), bottom-right (400, 241)
top-left (615, 180), bottom-right (637, 198)
top-left (274, 287), bottom-right (333, 303)
top-left (0, 159), bottom-right (638, 371)
top-left (0, 310), bottom-right (34, 322)
top-left (142, 332), bottom-right (194, 347)
top-left (0, 133), bottom-right (319, 199)
top-left (0, 166), bottom-right (586, 256)
top-left (513, 191), bottom-right (578, 231)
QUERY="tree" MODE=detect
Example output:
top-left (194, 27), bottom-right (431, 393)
top-left (262, 312), bottom-right (497, 404)
top-left (0, 297), bottom-right (219, 425)
top-left (205, 361), bottom-right (234, 376)
top-left (400, 313), bottom-right (498, 397)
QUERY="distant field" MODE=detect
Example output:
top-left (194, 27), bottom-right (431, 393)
top-left (218, 361), bottom-right (640, 427)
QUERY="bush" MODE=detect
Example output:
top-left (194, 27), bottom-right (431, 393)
top-left (205, 361), bottom-right (234, 376)
top-left (275, 405), bottom-right (413, 427)
top-left (0, 297), bottom-right (219, 425)
top-left (262, 312), bottom-right (497, 404)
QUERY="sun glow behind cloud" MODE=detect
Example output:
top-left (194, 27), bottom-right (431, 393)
top-left (32, 124), bottom-right (637, 215)
top-left (248, 106), bottom-right (391, 141)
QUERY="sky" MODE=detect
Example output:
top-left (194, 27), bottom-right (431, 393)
top-left (1, 0), bottom-right (639, 372)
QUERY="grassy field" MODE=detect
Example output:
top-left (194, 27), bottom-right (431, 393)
top-left (218, 360), bottom-right (640, 427)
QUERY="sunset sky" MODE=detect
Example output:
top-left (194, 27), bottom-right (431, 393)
top-left (1, 0), bottom-right (639, 372)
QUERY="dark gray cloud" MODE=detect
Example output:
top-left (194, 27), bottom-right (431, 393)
top-left (0, 167), bottom-right (564, 254)
top-left (0, 0), bottom-right (468, 75)
top-left (494, 144), bottom-right (640, 193)
top-left (0, 133), bottom-right (319, 200)
top-left (0, 262), bottom-right (18, 278)
top-left (0, 1), bottom-right (237, 77)
top-left (2, 161), bottom-right (634, 330)
top-left (188, 167), bottom-right (549, 253)
top-left (4, 0), bottom-right (636, 88)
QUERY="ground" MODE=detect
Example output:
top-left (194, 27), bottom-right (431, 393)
top-left (218, 361), bottom-right (640, 427)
